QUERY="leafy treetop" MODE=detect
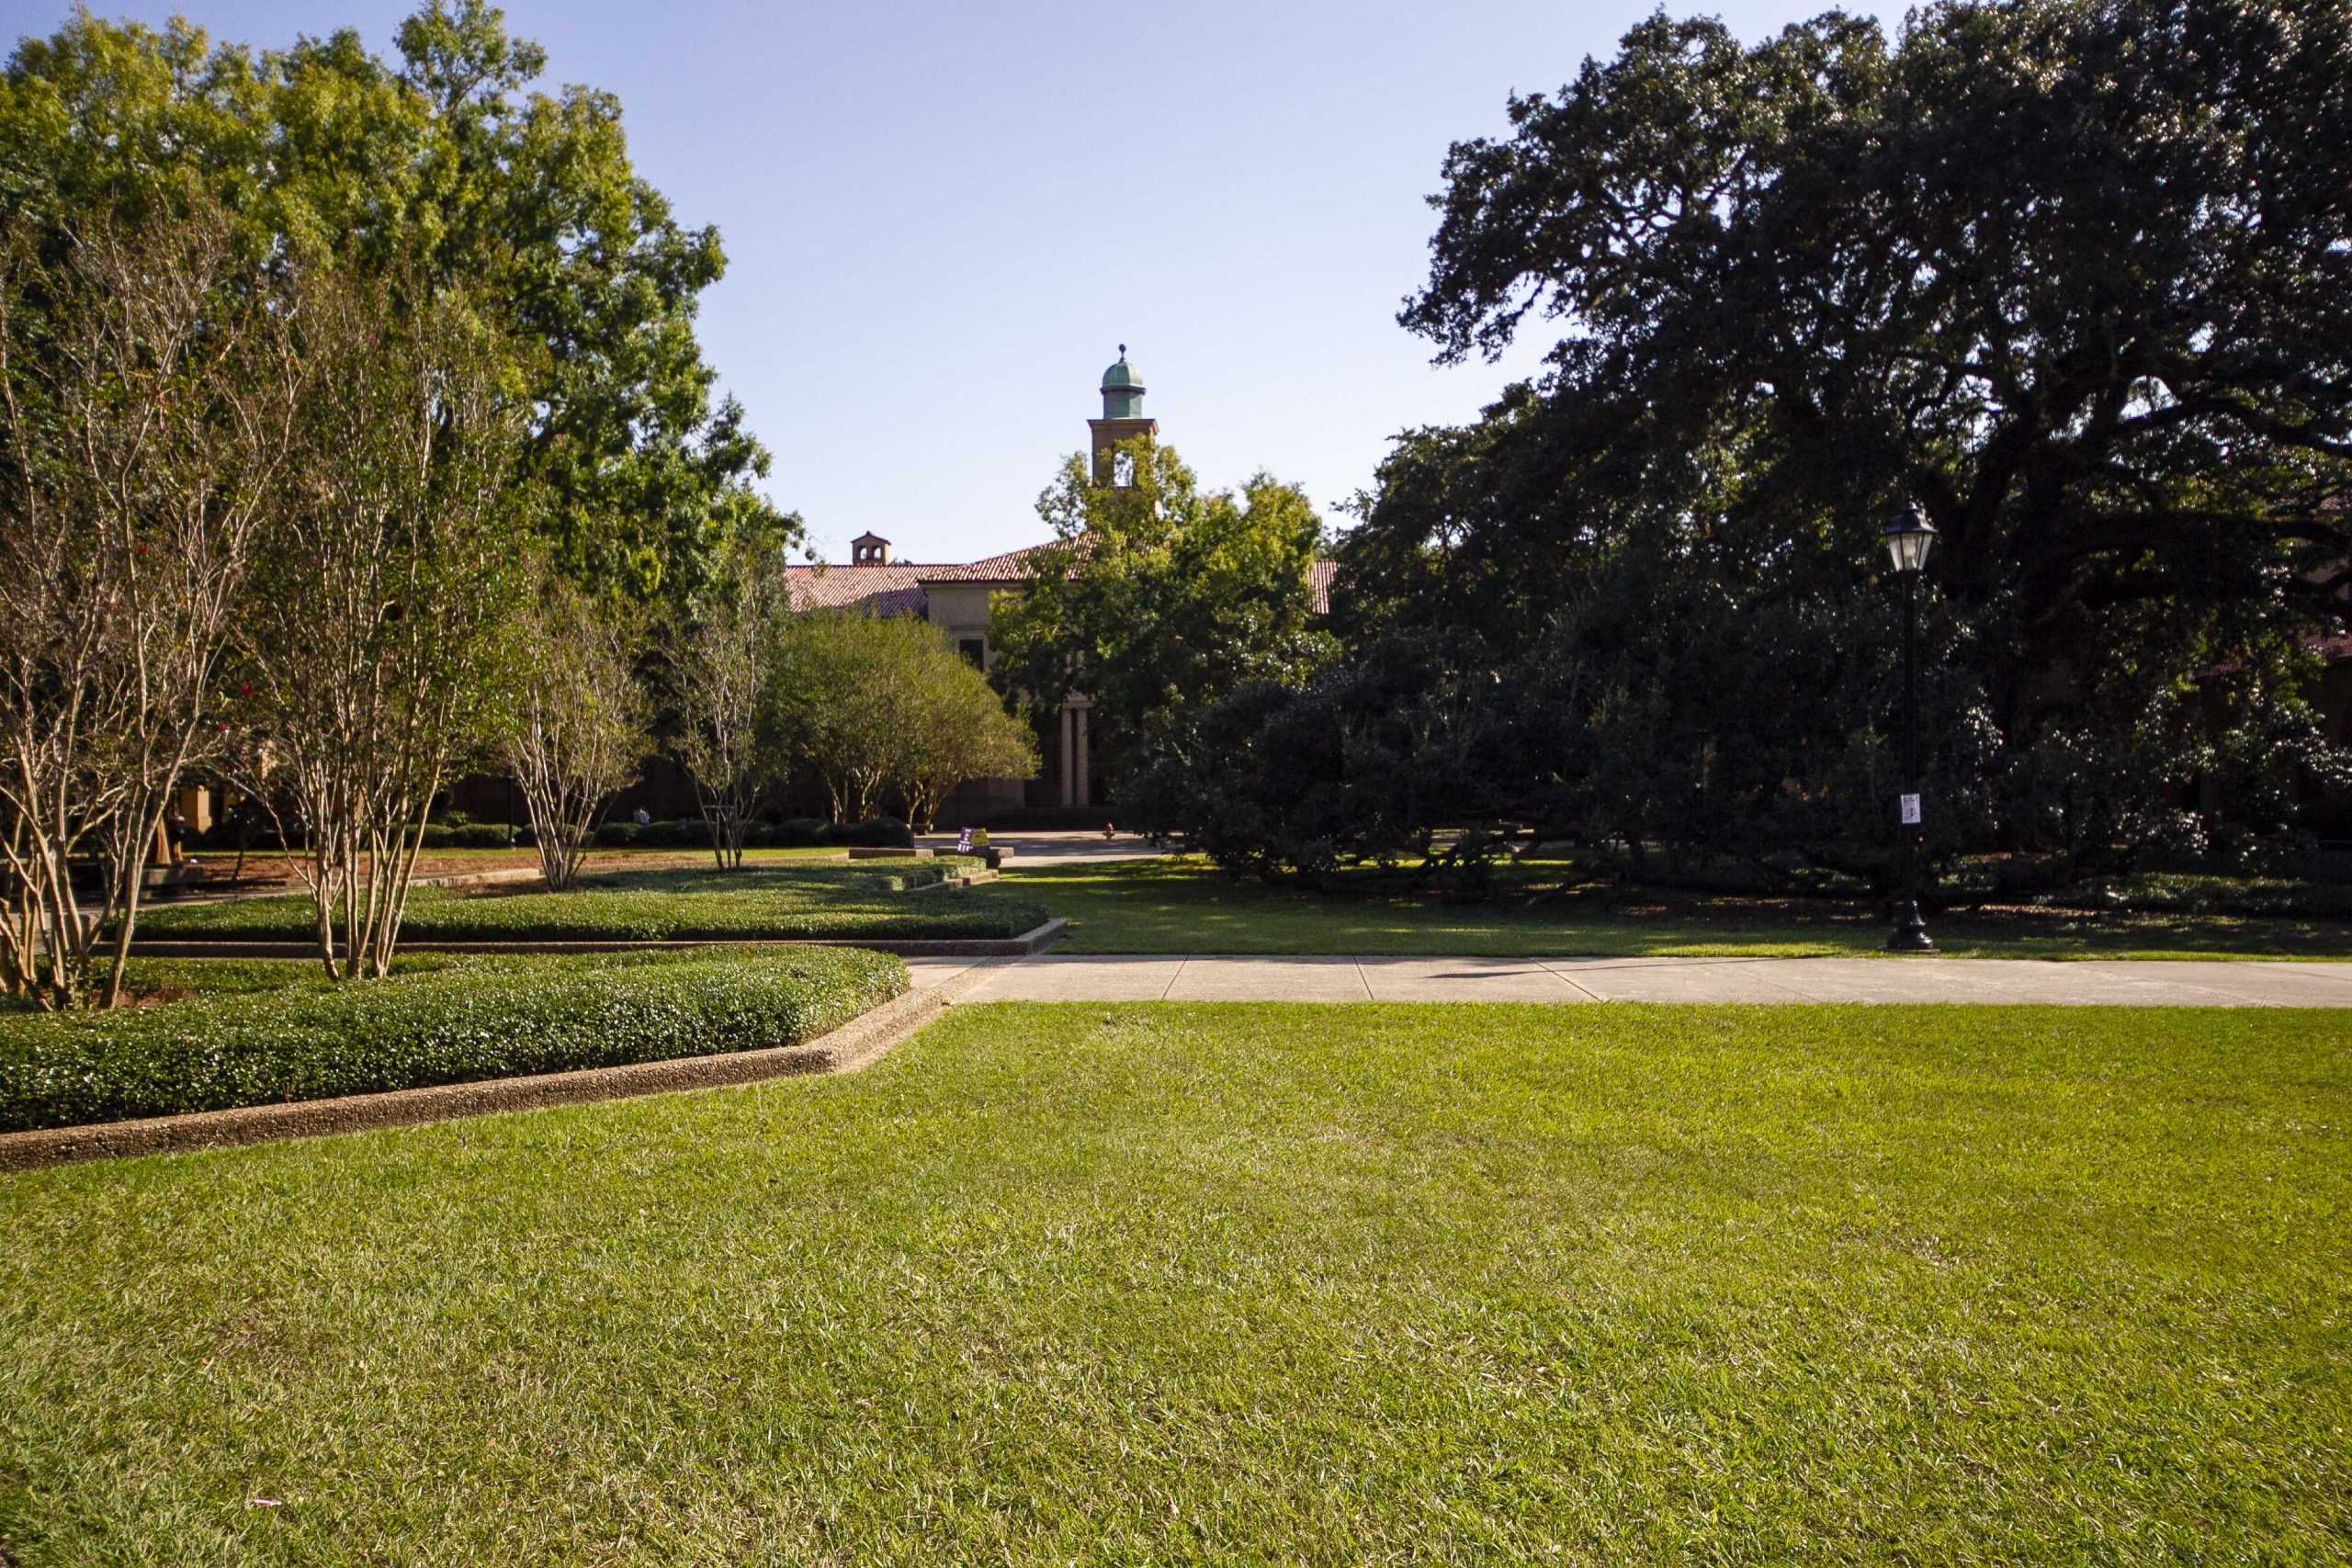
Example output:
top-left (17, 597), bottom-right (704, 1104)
top-left (0, 0), bottom-right (794, 607)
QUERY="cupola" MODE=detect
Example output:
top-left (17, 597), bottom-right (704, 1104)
top-left (1100, 346), bottom-right (1145, 420)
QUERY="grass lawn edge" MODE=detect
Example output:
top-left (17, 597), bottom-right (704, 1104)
top-left (0, 966), bottom-right (989, 1173)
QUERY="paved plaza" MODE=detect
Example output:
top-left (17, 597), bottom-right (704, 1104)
top-left (906, 953), bottom-right (2352, 1007)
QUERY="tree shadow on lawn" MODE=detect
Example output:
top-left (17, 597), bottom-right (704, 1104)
top-left (1011, 858), bottom-right (2352, 960)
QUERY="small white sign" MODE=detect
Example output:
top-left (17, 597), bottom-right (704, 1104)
top-left (1899, 793), bottom-right (1922, 826)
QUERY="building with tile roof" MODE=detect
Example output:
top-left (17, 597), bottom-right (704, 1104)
top-left (783, 354), bottom-right (1335, 820)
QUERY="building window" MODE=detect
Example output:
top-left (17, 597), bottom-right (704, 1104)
top-left (958, 637), bottom-right (986, 668)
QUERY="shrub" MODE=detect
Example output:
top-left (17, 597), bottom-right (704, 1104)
top-left (0, 947), bottom-right (908, 1133)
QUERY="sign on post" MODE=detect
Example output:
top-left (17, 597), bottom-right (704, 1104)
top-left (1899, 793), bottom-right (1922, 826)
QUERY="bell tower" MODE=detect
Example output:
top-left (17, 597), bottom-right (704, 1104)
top-left (1088, 345), bottom-right (1157, 486)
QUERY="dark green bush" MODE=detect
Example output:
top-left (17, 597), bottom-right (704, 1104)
top-left (425, 822), bottom-right (529, 849)
top-left (0, 947), bottom-right (908, 1133)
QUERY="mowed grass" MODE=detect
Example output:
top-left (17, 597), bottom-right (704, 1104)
top-left (135, 862), bottom-right (1046, 944)
top-left (1017, 857), bottom-right (2352, 960)
top-left (4, 1003), bottom-right (2346, 1562)
top-left (188, 844), bottom-right (859, 886)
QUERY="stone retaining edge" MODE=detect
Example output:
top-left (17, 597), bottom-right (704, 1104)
top-left (0, 963), bottom-right (1007, 1174)
top-left (122, 917), bottom-right (1069, 962)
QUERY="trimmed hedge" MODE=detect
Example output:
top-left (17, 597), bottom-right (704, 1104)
top-left (0, 946), bottom-right (908, 1133)
top-left (131, 864), bottom-right (1046, 944)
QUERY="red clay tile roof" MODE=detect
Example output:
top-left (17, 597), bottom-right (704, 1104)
top-left (912, 542), bottom-right (1063, 583)
top-left (783, 563), bottom-right (930, 615)
top-left (1308, 558), bottom-right (1338, 615)
top-left (785, 542), bottom-right (1338, 615)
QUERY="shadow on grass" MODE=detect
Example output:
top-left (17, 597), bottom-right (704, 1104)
top-left (1007, 857), bottom-right (2352, 961)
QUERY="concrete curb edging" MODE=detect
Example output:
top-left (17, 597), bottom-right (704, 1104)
top-left (0, 963), bottom-right (1005, 1174)
top-left (122, 918), bottom-right (1069, 963)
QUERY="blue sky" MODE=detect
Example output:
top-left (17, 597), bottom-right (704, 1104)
top-left (6, 0), bottom-right (1879, 564)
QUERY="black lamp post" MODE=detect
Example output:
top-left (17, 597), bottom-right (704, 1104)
top-left (1882, 505), bottom-right (1938, 953)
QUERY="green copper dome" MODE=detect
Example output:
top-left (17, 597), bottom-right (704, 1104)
top-left (1100, 344), bottom-right (1146, 419)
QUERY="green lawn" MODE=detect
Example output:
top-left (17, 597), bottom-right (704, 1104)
top-left (134, 862), bottom-right (1046, 945)
top-left (1012, 857), bottom-right (2352, 959)
top-left (3, 1002), bottom-right (2345, 1562)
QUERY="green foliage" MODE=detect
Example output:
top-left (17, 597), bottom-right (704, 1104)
top-left (989, 441), bottom-right (1335, 792)
top-left (768, 613), bottom-right (1035, 828)
top-left (504, 578), bottom-right (652, 889)
top-left (671, 529), bottom-right (797, 868)
top-left (1123, 632), bottom-right (1506, 884)
top-left (0, 946), bottom-right (906, 1132)
top-left (132, 864), bottom-right (1045, 943)
top-left (0, 2), bottom-right (794, 607)
top-left (1324, 0), bottom-right (2352, 874)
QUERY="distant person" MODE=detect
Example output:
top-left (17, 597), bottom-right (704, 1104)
top-left (1102, 820), bottom-right (1116, 842)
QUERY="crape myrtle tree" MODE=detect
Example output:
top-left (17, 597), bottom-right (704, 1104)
top-left (987, 438), bottom-right (1335, 807)
top-left (672, 532), bottom-right (794, 871)
top-left (1316, 0), bottom-right (2352, 879)
top-left (768, 613), bottom-right (1036, 829)
top-left (502, 581), bottom-right (651, 891)
top-left (894, 656), bottom-right (1040, 833)
top-left (2, 2), bottom-right (801, 963)
top-left (230, 272), bottom-right (533, 979)
top-left (0, 201), bottom-right (298, 1008)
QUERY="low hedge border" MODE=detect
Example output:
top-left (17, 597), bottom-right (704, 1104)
top-left (0, 974), bottom-right (981, 1173)
top-left (0, 947), bottom-right (909, 1136)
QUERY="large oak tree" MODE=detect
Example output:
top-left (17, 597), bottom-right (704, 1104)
top-left (1338, 0), bottom-right (2351, 866)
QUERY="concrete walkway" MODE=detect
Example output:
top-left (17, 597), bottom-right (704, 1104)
top-left (903, 953), bottom-right (2352, 1007)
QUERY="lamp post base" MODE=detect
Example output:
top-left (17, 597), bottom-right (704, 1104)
top-left (1887, 901), bottom-right (1935, 953)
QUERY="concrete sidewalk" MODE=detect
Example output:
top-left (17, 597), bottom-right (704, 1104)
top-left (903, 953), bottom-right (2352, 1007)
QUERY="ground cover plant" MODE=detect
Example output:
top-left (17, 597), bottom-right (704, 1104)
top-left (0, 1001), bottom-right (2344, 1562)
top-left (134, 863), bottom-right (1046, 945)
top-left (0, 946), bottom-right (906, 1133)
top-left (1014, 858), bottom-right (2352, 960)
